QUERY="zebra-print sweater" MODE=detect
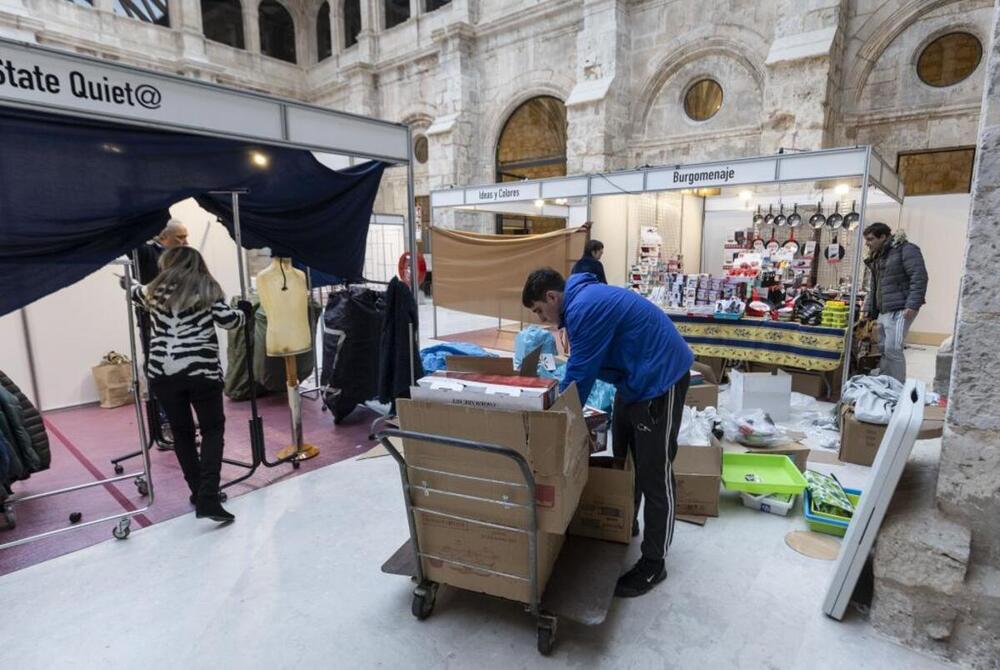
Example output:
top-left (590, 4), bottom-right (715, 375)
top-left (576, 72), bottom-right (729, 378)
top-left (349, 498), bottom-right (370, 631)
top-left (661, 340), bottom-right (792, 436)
top-left (131, 286), bottom-right (245, 382)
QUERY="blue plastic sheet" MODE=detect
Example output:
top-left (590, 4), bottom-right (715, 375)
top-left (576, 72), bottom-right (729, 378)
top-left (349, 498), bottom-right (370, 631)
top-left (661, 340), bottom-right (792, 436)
top-left (540, 362), bottom-right (616, 411)
top-left (420, 343), bottom-right (495, 373)
top-left (513, 326), bottom-right (558, 370)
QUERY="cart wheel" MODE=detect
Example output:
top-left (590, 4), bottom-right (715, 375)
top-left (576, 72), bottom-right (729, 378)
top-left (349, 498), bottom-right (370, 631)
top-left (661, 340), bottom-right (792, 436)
top-left (537, 617), bottom-right (557, 656)
top-left (114, 464), bottom-right (124, 475)
top-left (3, 505), bottom-right (15, 530)
top-left (292, 460), bottom-right (301, 470)
top-left (135, 477), bottom-right (149, 497)
top-left (219, 491), bottom-right (228, 502)
top-left (411, 582), bottom-right (437, 620)
top-left (113, 518), bottom-right (131, 540)
top-left (69, 512), bottom-right (83, 524)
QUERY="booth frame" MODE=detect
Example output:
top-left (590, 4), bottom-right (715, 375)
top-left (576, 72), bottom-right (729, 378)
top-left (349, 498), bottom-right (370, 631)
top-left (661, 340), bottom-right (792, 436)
top-left (0, 36), bottom-right (418, 548)
top-left (429, 146), bottom-right (905, 395)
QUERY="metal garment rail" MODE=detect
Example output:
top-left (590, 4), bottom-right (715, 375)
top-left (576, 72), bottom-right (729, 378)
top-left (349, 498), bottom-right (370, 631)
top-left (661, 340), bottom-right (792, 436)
top-left (370, 416), bottom-right (560, 655)
top-left (1, 258), bottom-right (154, 549)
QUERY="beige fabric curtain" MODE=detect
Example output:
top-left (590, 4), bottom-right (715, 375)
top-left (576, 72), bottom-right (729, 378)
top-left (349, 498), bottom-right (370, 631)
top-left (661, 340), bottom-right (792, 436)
top-left (431, 226), bottom-right (587, 322)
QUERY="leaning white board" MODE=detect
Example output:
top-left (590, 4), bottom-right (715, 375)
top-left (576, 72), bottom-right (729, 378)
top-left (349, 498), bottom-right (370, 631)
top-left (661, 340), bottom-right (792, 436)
top-left (823, 379), bottom-right (925, 620)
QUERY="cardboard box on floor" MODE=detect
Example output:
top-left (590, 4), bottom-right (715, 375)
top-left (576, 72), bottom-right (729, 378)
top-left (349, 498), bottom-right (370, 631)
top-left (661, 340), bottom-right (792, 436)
top-left (445, 347), bottom-right (540, 376)
top-left (838, 404), bottom-right (947, 466)
top-left (728, 369), bottom-right (792, 420)
top-left (674, 444), bottom-right (722, 517)
top-left (686, 361), bottom-right (720, 410)
top-left (748, 363), bottom-right (836, 400)
top-left (709, 432), bottom-right (811, 472)
top-left (568, 455), bottom-right (635, 544)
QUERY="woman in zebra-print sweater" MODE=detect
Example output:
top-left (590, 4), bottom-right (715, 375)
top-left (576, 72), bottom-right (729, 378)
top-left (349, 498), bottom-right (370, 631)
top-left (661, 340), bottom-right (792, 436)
top-left (131, 246), bottom-right (251, 523)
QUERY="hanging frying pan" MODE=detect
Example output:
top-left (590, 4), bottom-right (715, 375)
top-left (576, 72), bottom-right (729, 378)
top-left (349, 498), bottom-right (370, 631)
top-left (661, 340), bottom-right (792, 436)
top-left (763, 205), bottom-right (775, 226)
top-left (782, 226), bottom-right (801, 255)
top-left (774, 204), bottom-right (787, 227)
top-left (843, 200), bottom-right (860, 231)
top-left (809, 202), bottom-right (826, 229)
top-left (825, 231), bottom-right (846, 263)
top-left (787, 203), bottom-right (802, 228)
top-left (752, 205), bottom-right (764, 227)
top-left (826, 202), bottom-right (843, 229)
top-left (752, 225), bottom-right (766, 253)
top-left (766, 226), bottom-right (781, 254)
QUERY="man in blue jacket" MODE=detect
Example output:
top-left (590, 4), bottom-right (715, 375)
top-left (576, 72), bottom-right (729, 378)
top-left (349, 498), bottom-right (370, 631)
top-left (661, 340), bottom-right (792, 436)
top-left (522, 268), bottom-right (693, 597)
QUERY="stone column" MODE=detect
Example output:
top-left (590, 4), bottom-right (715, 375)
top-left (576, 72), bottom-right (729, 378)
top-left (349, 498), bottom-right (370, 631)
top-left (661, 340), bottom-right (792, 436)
top-left (565, 0), bottom-right (630, 175)
top-left (294, 6), bottom-right (311, 65)
top-left (354, 0), bottom-right (378, 63)
top-left (331, 0), bottom-right (344, 54)
top-left (174, 0), bottom-right (210, 65)
top-left (870, 4), bottom-right (1000, 666)
top-left (244, 0), bottom-right (261, 54)
top-left (409, 0), bottom-right (421, 21)
top-left (759, 0), bottom-right (847, 153)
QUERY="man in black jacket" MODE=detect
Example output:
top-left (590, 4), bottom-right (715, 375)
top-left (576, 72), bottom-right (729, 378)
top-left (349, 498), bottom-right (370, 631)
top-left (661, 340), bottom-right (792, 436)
top-left (862, 222), bottom-right (928, 383)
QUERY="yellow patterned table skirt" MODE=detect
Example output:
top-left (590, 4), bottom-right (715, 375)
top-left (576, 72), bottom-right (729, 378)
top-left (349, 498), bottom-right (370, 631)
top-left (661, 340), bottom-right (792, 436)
top-left (670, 315), bottom-right (846, 372)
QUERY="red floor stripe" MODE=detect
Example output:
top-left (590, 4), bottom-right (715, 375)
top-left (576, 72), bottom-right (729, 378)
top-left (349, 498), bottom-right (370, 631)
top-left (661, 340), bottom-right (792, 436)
top-left (43, 419), bottom-right (153, 528)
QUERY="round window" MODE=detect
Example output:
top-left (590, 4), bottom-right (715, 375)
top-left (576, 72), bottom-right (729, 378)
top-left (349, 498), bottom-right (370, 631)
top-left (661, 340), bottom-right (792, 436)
top-left (414, 135), bottom-right (429, 164)
top-left (917, 32), bottom-right (982, 88)
top-left (684, 79), bottom-right (724, 122)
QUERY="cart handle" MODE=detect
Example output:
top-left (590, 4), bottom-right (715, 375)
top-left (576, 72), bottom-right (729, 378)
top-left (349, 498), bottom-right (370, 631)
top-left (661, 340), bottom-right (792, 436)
top-left (373, 426), bottom-right (541, 615)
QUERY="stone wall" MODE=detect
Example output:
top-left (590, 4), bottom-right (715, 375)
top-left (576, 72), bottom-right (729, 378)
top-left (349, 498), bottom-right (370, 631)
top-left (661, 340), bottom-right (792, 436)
top-left (871, 2), bottom-right (1000, 667)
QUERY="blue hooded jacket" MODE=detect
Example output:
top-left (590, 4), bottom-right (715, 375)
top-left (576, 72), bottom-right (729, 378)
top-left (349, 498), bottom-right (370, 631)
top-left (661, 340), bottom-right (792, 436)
top-left (560, 273), bottom-right (693, 405)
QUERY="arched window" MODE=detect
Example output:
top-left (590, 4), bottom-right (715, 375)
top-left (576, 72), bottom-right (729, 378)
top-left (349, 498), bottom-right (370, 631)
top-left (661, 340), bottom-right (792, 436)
top-left (201, 0), bottom-right (245, 49)
top-left (425, 0), bottom-right (450, 11)
top-left (495, 96), bottom-right (567, 182)
top-left (114, 0), bottom-right (169, 26)
top-left (384, 0), bottom-right (409, 29)
top-left (316, 1), bottom-right (332, 61)
top-left (259, 0), bottom-right (296, 63)
top-left (344, 0), bottom-right (361, 48)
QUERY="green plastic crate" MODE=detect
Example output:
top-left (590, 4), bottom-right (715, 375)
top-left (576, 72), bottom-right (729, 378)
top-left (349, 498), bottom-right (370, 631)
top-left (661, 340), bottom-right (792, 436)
top-left (721, 453), bottom-right (808, 495)
top-left (803, 489), bottom-right (862, 537)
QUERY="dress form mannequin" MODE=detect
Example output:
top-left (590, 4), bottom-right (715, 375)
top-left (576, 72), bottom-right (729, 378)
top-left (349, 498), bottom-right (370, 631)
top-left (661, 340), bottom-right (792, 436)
top-left (256, 257), bottom-right (312, 356)
top-left (255, 257), bottom-right (319, 462)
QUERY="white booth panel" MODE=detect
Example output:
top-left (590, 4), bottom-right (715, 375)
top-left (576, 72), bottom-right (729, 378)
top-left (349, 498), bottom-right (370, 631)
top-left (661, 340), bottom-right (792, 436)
top-left (431, 189), bottom-right (465, 207)
top-left (591, 195), bottom-right (630, 287)
top-left (777, 149), bottom-right (867, 182)
top-left (286, 106), bottom-right (409, 162)
top-left (590, 172), bottom-right (644, 195)
top-left (541, 177), bottom-right (589, 199)
top-left (682, 195), bottom-right (705, 273)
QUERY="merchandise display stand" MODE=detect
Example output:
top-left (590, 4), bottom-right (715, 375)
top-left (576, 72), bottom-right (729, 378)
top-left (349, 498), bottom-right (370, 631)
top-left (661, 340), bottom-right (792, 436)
top-left (429, 146), bottom-right (905, 396)
top-left (1, 259), bottom-right (153, 547)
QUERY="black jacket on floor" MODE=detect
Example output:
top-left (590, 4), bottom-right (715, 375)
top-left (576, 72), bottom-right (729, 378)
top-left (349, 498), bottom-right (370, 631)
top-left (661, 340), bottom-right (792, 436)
top-left (378, 278), bottom-right (423, 408)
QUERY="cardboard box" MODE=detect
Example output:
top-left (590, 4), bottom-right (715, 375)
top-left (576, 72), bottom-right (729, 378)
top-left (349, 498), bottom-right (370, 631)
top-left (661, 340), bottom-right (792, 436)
top-left (568, 456), bottom-right (635, 544)
top-left (413, 511), bottom-right (564, 604)
top-left (728, 369), bottom-right (792, 421)
top-left (674, 444), bottom-right (722, 517)
top-left (788, 371), bottom-right (826, 399)
top-left (412, 373), bottom-right (557, 411)
top-left (685, 383), bottom-right (719, 410)
top-left (839, 405), bottom-right (885, 466)
top-left (396, 387), bottom-right (590, 536)
top-left (445, 347), bottom-right (540, 376)
top-left (710, 433), bottom-right (811, 472)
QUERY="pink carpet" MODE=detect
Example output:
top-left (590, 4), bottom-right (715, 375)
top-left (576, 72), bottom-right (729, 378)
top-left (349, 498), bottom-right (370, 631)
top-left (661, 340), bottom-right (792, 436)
top-left (0, 392), bottom-right (378, 576)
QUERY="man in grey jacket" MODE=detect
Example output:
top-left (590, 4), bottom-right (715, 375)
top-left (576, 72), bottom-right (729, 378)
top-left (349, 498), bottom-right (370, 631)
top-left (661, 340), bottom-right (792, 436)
top-left (863, 222), bottom-right (928, 383)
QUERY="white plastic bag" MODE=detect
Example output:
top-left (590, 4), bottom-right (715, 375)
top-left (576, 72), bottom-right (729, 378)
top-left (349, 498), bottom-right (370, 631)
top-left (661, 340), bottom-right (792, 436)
top-left (720, 409), bottom-right (788, 447)
top-left (678, 407), bottom-right (717, 447)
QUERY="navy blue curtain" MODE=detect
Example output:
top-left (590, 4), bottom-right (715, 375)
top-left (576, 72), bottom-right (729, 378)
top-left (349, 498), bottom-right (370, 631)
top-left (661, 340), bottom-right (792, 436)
top-left (0, 107), bottom-right (386, 317)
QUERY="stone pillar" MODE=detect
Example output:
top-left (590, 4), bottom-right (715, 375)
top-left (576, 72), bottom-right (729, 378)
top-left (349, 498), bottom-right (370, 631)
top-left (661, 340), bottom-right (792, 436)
top-left (759, 0), bottom-right (847, 153)
top-left (294, 6), bottom-right (310, 65)
top-left (871, 4), bottom-right (1000, 666)
top-left (174, 0), bottom-right (210, 65)
top-left (409, 0), bottom-right (421, 20)
top-left (427, 23), bottom-right (483, 231)
top-left (244, 0), bottom-right (261, 54)
top-left (331, 0), bottom-right (344, 54)
top-left (354, 0), bottom-right (378, 63)
top-left (565, 0), bottom-right (630, 175)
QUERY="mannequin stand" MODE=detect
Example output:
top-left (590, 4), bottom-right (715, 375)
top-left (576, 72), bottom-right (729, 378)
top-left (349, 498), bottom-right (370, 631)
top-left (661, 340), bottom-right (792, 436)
top-left (276, 356), bottom-right (320, 462)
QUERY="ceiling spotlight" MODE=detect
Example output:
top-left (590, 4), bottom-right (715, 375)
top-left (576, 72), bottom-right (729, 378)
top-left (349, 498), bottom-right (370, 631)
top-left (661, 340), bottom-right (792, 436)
top-left (835, 183), bottom-right (849, 195)
top-left (555, 198), bottom-right (568, 205)
top-left (739, 190), bottom-right (752, 201)
top-left (534, 199), bottom-right (545, 208)
top-left (250, 151), bottom-right (270, 168)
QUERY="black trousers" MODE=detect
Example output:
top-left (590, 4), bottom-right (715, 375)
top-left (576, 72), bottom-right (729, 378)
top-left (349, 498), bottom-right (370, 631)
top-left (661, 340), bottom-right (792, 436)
top-left (149, 376), bottom-right (227, 499)
top-left (612, 372), bottom-right (690, 562)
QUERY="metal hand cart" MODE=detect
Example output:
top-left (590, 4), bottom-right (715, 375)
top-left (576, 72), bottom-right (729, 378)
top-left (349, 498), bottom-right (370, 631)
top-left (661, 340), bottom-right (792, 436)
top-left (372, 417), bottom-right (629, 656)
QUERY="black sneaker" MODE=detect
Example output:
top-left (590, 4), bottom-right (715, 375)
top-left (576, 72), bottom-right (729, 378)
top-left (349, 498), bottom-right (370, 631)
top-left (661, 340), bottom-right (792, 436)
top-left (615, 557), bottom-right (666, 598)
top-left (195, 496), bottom-right (235, 523)
top-left (156, 423), bottom-right (174, 451)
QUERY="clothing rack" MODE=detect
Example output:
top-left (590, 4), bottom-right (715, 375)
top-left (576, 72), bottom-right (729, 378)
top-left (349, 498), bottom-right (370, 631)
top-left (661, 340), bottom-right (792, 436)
top-left (1, 258), bottom-right (154, 548)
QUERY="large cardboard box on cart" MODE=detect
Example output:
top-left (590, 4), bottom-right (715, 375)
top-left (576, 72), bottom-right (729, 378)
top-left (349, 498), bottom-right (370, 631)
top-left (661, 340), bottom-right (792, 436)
top-left (395, 385), bottom-right (590, 604)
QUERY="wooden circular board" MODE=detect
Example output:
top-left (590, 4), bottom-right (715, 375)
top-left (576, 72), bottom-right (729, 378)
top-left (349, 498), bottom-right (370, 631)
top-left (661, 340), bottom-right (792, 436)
top-left (785, 530), bottom-right (841, 560)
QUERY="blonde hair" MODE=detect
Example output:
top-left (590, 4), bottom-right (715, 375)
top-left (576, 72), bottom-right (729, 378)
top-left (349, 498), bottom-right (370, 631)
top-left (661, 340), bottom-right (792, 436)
top-left (147, 246), bottom-right (224, 312)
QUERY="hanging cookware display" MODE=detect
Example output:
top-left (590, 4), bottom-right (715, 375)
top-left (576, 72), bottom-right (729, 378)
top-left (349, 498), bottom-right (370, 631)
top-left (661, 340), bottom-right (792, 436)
top-left (809, 202), bottom-right (826, 229)
top-left (774, 204), bottom-right (787, 227)
top-left (752, 205), bottom-right (765, 226)
top-left (763, 205), bottom-right (775, 226)
top-left (843, 200), bottom-right (860, 230)
top-left (825, 231), bottom-right (846, 263)
top-left (826, 202), bottom-right (844, 229)
top-left (782, 226), bottom-right (801, 255)
top-left (787, 203), bottom-right (802, 227)
top-left (751, 225), bottom-right (766, 253)
top-left (766, 226), bottom-right (781, 255)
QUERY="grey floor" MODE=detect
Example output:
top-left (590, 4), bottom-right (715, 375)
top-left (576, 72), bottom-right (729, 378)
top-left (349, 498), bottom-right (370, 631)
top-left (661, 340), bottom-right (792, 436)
top-left (0, 309), bottom-right (950, 669)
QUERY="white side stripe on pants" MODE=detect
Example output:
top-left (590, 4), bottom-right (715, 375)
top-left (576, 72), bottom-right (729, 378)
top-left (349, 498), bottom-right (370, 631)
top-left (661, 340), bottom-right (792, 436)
top-left (663, 385), bottom-right (676, 557)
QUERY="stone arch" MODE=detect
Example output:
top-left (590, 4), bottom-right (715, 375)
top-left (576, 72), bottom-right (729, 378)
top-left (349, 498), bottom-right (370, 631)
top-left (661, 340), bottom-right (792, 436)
top-left (845, 0), bottom-right (993, 105)
top-left (482, 83), bottom-right (572, 165)
top-left (259, 0), bottom-right (298, 63)
top-left (201, 0), bottom-right (245, 49)
top-left (631, 34), bottom-right (766, 143)
top-left (494, 95), bottom-right (568, 182)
